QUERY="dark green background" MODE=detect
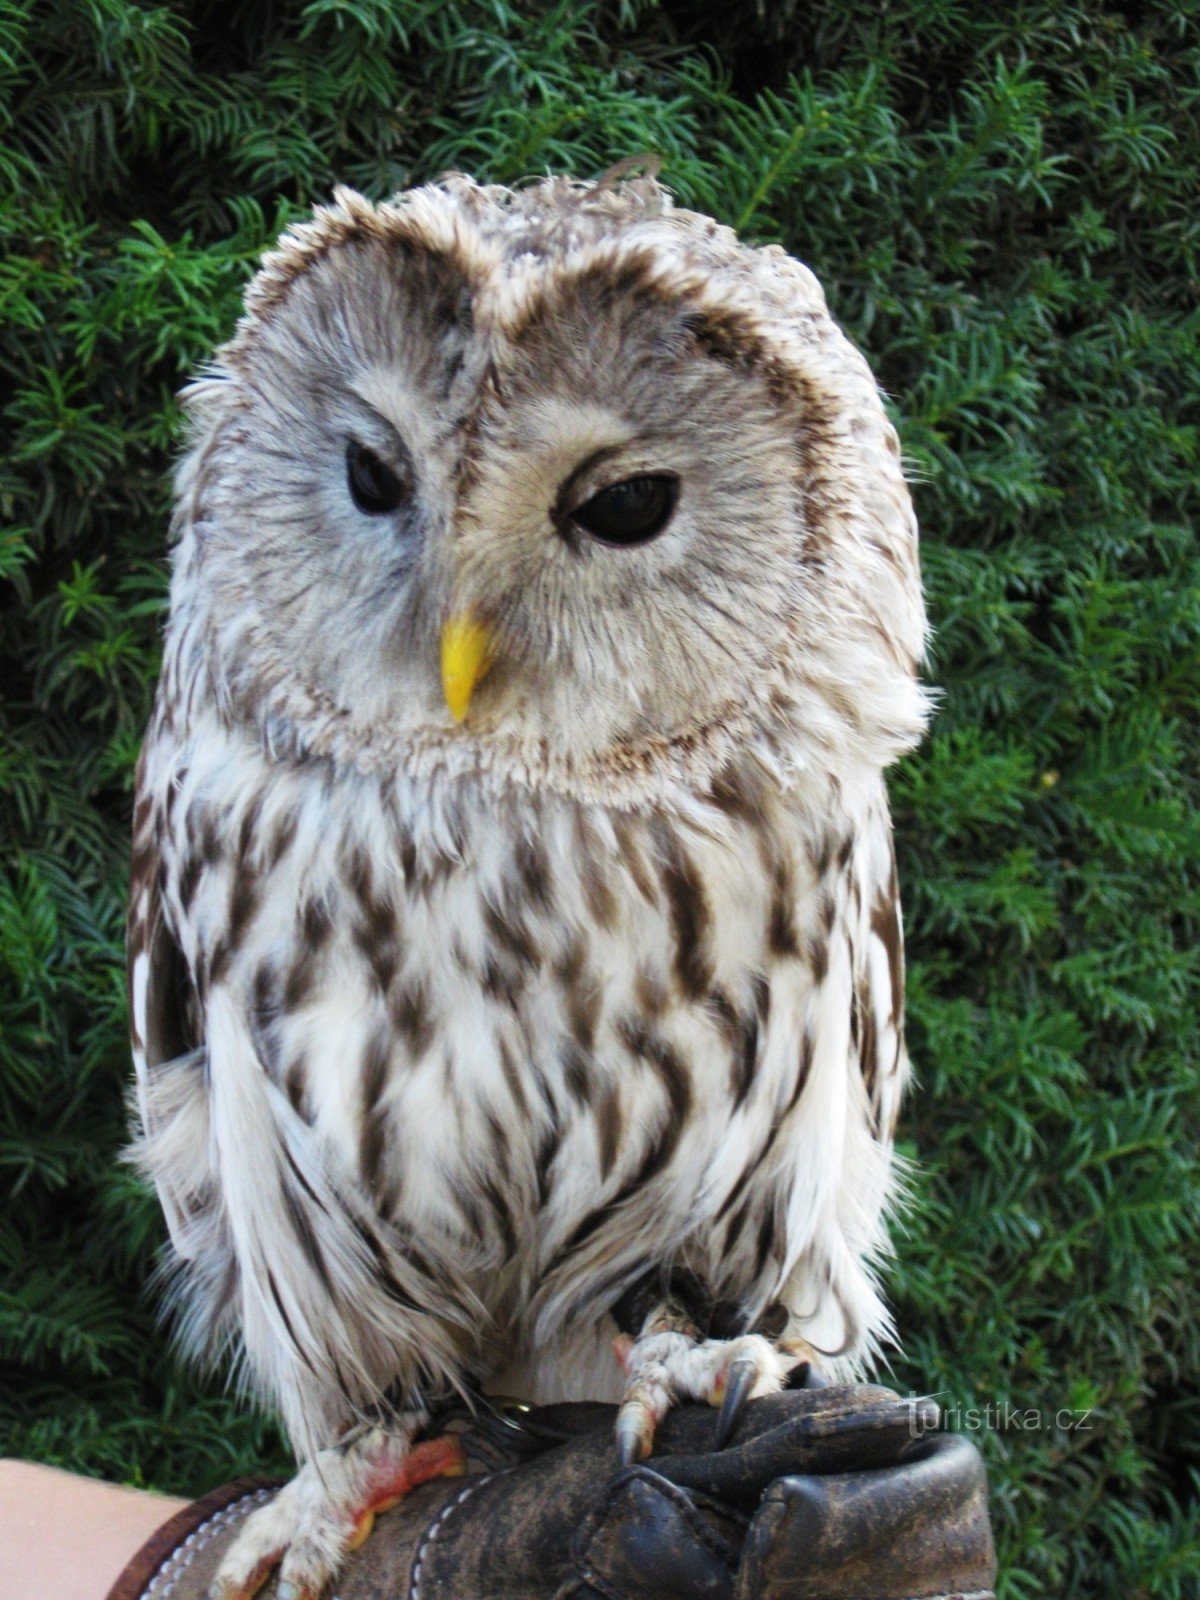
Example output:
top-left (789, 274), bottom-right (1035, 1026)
top-left (2, 3), bottom-right (1197, 1594)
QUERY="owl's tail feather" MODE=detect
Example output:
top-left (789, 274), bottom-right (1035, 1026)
top-left (133, 990), bottom-right (476, 1458)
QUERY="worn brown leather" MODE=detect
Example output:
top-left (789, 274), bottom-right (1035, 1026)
top-left (107, 1385), bottom-right (997, 1600)
top-left (733, 1432), bottom-right (997, 1599)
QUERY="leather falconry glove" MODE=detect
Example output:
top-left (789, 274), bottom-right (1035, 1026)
top-left (106, 1383), bottom-right (997, 1600)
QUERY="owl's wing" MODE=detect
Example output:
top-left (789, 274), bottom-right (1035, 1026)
top-left (739, 796), bottom-right (910, 1367)
top-left (127, 779), bottom-right (207, 1258)
top-left (849, 801), bottom-right (909, 1146)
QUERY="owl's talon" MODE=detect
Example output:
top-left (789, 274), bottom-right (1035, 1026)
top-left (714, 1356), bottom-right (758, 1447)
top-left (615, 1405), bottom-right (654, 1466)
top-left (615, 1312), bottom-right (799, 1465)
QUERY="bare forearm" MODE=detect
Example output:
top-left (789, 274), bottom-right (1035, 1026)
top-left (0, 1459), bottom-right (188, 1600)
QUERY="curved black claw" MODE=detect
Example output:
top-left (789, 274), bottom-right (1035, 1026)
top-left (715, 1357), bottom-right (758, 1448)
top-left (615, 1409), bottom-right (652, 1467)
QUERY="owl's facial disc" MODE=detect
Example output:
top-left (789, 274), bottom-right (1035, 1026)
top-left (179, 180), bottom-right (926, 792)
top-left (201, 211), bottom-right (806, 767)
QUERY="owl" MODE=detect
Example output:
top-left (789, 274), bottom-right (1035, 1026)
top-left (127, 169), bottom-right (929, 1600)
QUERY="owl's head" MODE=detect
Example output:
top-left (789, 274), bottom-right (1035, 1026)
top-left (173, 173), bottom-right (927, 802)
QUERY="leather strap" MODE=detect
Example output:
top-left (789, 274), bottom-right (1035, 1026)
top-left (104, 1478), bottom-right (281, 1600)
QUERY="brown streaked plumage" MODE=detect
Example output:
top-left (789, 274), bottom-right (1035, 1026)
top-left (126, 169), bottom-right (928, 1600)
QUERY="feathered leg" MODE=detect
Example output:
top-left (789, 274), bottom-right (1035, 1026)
top-left (208, 1418), bottom-right (464, 1600)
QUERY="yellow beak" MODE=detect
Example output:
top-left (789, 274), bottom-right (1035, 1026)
top-left (441, 612), bottom-right (493, 724)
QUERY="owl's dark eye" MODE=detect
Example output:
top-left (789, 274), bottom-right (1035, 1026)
top-left (346, 441), bottom-right (409, 515)
top-left (571, 474), bottom-right (679, 547)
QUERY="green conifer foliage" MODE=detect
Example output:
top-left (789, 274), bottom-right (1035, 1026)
top-left (1, 3), bottom-right (1196, 1592)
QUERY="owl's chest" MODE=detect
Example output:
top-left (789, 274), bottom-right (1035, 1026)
top-left (159, 732), bottom-right (833, 1294)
